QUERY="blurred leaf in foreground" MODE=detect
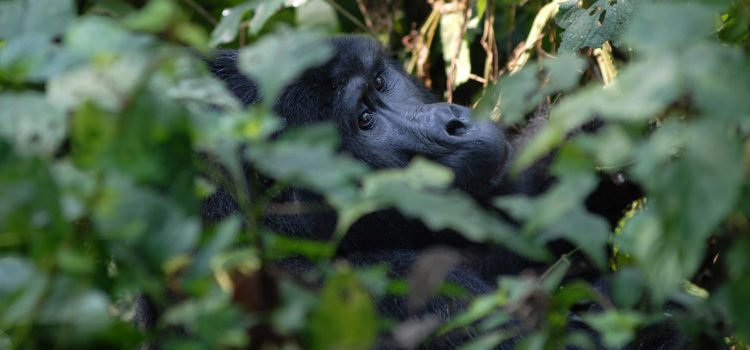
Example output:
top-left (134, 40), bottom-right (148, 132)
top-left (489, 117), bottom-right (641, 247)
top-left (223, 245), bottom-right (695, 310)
top-left (238, 26), bottom-right (332, 104)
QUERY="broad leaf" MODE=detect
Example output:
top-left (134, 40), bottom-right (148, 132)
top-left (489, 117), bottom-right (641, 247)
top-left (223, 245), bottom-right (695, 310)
top-left (557, 0), bottom-right (639, 51)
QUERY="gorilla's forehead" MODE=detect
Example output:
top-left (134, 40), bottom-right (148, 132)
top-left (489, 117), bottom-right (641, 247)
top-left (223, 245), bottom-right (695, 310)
top-left (328, 36), bottom-right (385, 76)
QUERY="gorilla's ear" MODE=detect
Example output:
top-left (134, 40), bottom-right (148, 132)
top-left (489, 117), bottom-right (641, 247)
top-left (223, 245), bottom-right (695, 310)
top-left (207, 50), bottom-right (261, 107)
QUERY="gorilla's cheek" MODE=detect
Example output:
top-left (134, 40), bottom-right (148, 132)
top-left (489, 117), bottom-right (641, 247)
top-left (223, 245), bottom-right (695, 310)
top-left (342, 131), bottom-right (414, 169)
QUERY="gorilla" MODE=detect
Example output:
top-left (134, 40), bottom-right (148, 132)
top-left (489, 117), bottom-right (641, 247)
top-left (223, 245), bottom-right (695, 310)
top-left (139, 36), bottom-right (684, 349)
top-left (205, 36), bottom-right (534, 254)
top-left (198, 36), bottom-right (545, 348)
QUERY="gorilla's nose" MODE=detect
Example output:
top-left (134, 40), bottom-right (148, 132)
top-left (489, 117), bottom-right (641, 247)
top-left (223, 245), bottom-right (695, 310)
top-left (445, 119), bottom-right (467, 137)
top-left (426, 103), bottom-right (471, 139)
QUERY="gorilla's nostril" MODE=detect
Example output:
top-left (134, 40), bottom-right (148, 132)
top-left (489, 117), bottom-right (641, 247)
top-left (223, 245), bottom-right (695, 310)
top-left (446, 119), bottom-right (466, 136)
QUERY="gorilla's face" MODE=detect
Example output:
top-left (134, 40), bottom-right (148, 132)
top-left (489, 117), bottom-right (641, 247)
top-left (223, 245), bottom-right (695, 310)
top-left (283, 37), bottom-right (510, 196)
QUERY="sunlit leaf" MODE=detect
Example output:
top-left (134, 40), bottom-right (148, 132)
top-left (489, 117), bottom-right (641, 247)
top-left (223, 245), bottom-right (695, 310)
top-left (0, 92), bottom-right (66, 157)
top-left (440, 11), bottom-right (471, 87)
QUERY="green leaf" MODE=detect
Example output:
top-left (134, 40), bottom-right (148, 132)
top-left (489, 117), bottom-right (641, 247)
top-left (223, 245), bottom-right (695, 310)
top-left (0, 257), bottom-right (48, 327)
top-left (614, 210), bottom-right (681, 302)
top-left (441, 293), bottom-right (505, 334)
top-left (167, 76), bottom-right (243, 113)
top-left (541, 53), bottom-right (587, 95)
top-left (498, 146), bottom-right (609, 268)
top-left (682, 43), bottom-right (750, 122)
top-left (51, 161), bottom-right (97, 221)
top-left (461, 332), bottom-right (512, 350)
top-left (542, 208), bottom-right (609, 269)
top-left (247, 123), bottom-right (368, 195)
top-left (304, 270), bottom-right (378, 350)
top-left (209, 0), bottom-right (287, 47)
top-left (186, 216), bottom-right (242, 278)
top-left (0, 33), bottom-right (75, 83)
top-left (567, 58), bottom-right (681, 123)
top-left (493, 67), bottom-right (539, 124)
top-left (64, 16), bottom-right (153, 58)
top-left (726, 238), bottom-right (750, 342)
top-left (94, 177), bottom-right (200, 267)
top-left (265, 233), bottom-right (335, 261)
top-left (611, 268), bottom-right (644, 308)
top-left (552, 281), bottom-right (600, 311)
top-left (581, 310), bottom-right (643, 349)
top-left (272, 280), bottom-right (318, 335)
top-left (238, 26), bottom-right (332, 103)
top-left (0, 256), bottom-right (35, 295)
top-left (364, 159), bottom-right (549, 260)
top-left (636, 121), bottom-right (744, 246)
top-left (0, 92), bottom-right (67, 157)
top-left (623, 121), bottom-right (745, 301)
top-left (621, 1), bottom-right (718, 52)
top-left (37, 278), bottom-right (112, 335)
top-left (512, 56), bottom-right (682, 171)
top-left (296, 0), bottom-right (340, 32)
top-left (476, 53), bottom-right (584, 124)
top-left (0, 0), bottom-right (75, 38)
top-left (575, 125), bottom-right (634, 168)
top-left (209, 3), bottom-right (254, 47)
top-left (123, 0), bottom-right (180, 33)
top-left (363, 157), bottom-right (454, 190)
top-left (247, 0), bottom-right (286, 35)
top-left (557, 0), bottom-right (639, 52)
top-left (47, 53), bottom-right (151, 112)
top-left (162, 290), bottom-right (249, 347)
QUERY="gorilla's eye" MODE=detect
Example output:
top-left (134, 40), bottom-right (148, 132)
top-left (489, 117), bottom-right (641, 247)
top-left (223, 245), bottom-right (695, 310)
top-left (358, 111), bottom-right (375, 130)
top-left (373, 74), bottom-right (386, 92)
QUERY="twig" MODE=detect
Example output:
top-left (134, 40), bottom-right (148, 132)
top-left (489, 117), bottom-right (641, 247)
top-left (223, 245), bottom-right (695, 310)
top-left (535, 36), bottom-right (554, 59)
top-left (406, 7), bottom-right (441, 83)
top-left (480, 0), bottom-right (499, 85)
top-left (509, 0), bottom-right (567, 74)
top-left (180, 0), bottom-right (218, 25)
top-left (356, 0), bottom-right (375, 30)
top-left (239, 21), bottom-right (247, 48)
top-left (323, 0), bottom-right (377, 37)
top-left (468, 73), bottom-right (487, 84)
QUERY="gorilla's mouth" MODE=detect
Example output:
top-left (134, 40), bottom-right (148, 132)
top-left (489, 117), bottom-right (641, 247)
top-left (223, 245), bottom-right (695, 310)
top-left (492, 140), bottom-right (513, 181)
top-left (461, 137), bottom-right (512, 198)
top-left (442, 136), bottom-right (512, 198)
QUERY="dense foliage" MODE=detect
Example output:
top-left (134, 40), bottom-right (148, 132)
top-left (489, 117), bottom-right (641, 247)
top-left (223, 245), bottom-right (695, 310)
top-left (1, 0), bottom-right (749, 349)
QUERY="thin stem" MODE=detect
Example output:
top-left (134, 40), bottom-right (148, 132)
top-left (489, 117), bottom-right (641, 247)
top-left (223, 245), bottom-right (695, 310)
top-left (180, 0), bottom-right (218, 25)
top-left (323, 0), bottom-right (377, 37)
